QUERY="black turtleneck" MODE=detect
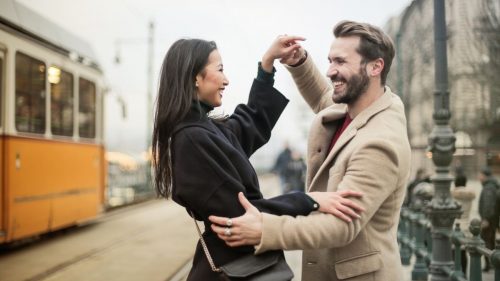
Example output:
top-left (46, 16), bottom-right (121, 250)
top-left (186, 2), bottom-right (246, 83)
top-left (189, 100), bottom-right (214, 119)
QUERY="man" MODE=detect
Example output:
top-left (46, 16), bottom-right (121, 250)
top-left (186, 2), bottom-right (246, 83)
top-left (478, 166), bottom-right (500, 272)
top-left (209, 20), bottom-right (411, 281)
top-left (272, 142), bottom-right (292, 194)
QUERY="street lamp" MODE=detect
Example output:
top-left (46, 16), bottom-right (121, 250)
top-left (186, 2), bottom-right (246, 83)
top-left (427, 1), bottom-right (461, 280)
top-left (114, 20), bottom-right (155, 153)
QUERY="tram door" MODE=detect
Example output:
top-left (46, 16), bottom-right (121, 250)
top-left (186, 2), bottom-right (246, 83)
top-left (0, 49), bottom-right (4, 239)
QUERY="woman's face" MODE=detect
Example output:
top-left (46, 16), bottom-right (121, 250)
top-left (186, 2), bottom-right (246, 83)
top-left (196, 50), bottom-right (229, 107)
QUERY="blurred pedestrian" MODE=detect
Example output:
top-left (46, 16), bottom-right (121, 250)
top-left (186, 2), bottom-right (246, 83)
top-left (478, 166), bottom-right (499, 272)
top-left (404, 168), bottom-right (429, 207)
top-left (451, 171), bottom-right (475, 275)
top-left (283, 150), bottom-right (306, 193)
top-left (272, 142), bottom-right (292, 194)
top-left (152, 37), bottom-right (363, 280)
top-left (411, 180), bottom-right (434, 208)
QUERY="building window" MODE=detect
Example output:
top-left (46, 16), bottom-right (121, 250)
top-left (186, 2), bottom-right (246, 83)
top-left (79, 77), bottom-right (96, 139)
top-left (50, 67), bottom-right (74, 136)
top-left (15, 52), bottom-right (46, 134)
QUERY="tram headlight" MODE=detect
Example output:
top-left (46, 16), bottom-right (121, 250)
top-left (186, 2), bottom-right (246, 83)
top-left (48, 66), bottom-right (61, 84)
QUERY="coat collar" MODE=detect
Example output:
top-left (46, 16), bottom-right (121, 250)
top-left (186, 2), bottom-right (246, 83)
top-left (320, 86), bottom-right (394, 129)
top-left (173, 100), bottom-right (214, 135)
top-left (308, 86), bottom-right (395, 190)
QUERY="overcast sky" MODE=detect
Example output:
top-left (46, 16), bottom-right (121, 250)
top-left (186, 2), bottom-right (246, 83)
top-left (16, 0), bottom-right (411, 167)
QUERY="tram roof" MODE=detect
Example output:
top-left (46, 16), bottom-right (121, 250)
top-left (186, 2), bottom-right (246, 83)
top-left (0, 0), bottom-right (101, 71)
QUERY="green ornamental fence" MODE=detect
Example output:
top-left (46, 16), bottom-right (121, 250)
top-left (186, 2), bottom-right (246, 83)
top-left (398, 203), bottom-right (500, 281)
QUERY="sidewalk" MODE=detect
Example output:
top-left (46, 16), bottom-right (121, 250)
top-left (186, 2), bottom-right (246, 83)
top-left (0, 200), bottom-right (198, 281)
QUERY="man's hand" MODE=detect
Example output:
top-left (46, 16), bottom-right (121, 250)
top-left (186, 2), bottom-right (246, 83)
top-left (307, 190), bottom-right (365, 223)
top-left (209, 192), bottom-right (263, 247)
top-left (280, 46), bottom-right (306, 66)
top-left (261, 35), bottom-right (305, 72)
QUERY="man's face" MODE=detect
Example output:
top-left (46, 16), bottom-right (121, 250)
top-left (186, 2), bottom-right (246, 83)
top-left (327, 36), bottom-right (370, 104)
top-left (479, 173), bottom-right (486, 183)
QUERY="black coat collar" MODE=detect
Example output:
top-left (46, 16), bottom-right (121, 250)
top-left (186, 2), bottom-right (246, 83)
top-left (173, 100), bottom-right (215, 134)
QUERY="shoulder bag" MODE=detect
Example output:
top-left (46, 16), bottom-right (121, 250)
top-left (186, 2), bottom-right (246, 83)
top-left (191, 213), bottom-right (294, 281)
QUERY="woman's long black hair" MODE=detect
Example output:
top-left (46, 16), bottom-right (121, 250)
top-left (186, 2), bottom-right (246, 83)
top-left (152, 39), bottom-right (217, 198)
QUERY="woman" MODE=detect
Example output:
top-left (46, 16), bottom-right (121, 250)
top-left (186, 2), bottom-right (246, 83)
top-left (152, 36), bottom-right (363, 280)
top-left (451, 171), bottom-right (475, 274)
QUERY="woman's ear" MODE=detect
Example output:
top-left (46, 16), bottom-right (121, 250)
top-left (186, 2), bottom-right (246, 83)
top-left (195, 74), bottom-right (203, 88)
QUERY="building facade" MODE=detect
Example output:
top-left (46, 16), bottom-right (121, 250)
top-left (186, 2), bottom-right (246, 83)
top-left (384, 0), bottom-right (500, 177)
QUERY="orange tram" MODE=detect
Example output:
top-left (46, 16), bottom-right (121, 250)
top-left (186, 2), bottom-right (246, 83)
top-left (0, 1), bottom-right (106, 244)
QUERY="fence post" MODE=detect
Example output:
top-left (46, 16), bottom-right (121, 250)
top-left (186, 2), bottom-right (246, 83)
top-left (426, 220), bottom-right (433, 266)
top-left (400, 208), bottom-right (412, 265)
top-left (467, 219), bottom-right (483, 281)
top-left (451, 223), bottom-right (465, 278)
top-left (492, 239), bottom-right (500, 281)
top-left (412, 206), bottom-right (429, 281)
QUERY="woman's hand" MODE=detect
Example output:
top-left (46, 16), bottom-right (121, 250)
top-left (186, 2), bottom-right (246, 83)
top-left (261, 35), bottom-right (305, 72)
top-left (307, 190), bottom-right (365, 222)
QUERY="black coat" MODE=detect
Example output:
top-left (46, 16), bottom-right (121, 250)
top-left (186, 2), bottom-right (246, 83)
top-left (171, 79), bottom-right (317, 280)
top-left (479, 177), bottom-right (500, 222)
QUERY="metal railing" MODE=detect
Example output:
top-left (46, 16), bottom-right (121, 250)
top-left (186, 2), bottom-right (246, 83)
top-left (398, 203), bottom-right (500, 281)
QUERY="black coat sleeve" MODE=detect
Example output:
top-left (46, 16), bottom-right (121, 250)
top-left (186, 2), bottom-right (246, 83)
top-left (223, 79), bottom-right (289, 157)
top-left (250, 192), bottom-right (317, 215)
top-left (171, 129), bottom-right (315, 222)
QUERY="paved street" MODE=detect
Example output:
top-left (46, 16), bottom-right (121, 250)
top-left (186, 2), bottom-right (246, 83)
top-left (0, 200), bottom-right (198, 281)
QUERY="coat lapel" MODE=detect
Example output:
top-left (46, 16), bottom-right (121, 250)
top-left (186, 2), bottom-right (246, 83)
top-left (306, 104), bottom-right (346, 190)
top-left (307, 87), bottom-right (395, 192)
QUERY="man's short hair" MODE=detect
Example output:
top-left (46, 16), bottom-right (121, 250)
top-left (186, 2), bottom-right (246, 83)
top-left (333, 20), bottom-right (395, 85)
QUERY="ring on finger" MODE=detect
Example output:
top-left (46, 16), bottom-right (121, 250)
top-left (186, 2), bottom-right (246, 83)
top-left (226, 219), bottom-right (233, 227)
top-left (224, 227), bottom-right (232, 237)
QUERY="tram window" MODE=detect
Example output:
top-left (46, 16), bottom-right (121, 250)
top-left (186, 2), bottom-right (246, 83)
top-left (79, 77), bottom-right (96, 139)
top-left (50, 67), bottom-right (73, 136)
top-left (15, 52), bottom-right (46, 134)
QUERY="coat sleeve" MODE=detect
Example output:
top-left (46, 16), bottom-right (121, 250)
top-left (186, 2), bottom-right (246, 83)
top-left (251, 192), bottom-right (317, 216)
top-left (172, 128), bottom-right (315, 223)
top-left (223, 79), bottom-right (288, 157)
top-left (254, 140), bottom-right (400, 253)
top-left (285, 54), bottom-right (334, 113)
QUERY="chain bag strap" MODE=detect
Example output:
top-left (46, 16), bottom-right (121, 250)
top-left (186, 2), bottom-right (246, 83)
top-left (190, 211), bottom-right (221, 273)
top-left (189, 211), bottom-right (294, 281)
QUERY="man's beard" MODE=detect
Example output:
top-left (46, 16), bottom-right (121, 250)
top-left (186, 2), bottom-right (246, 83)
top-left (332, 66), bottom-right (370, 104)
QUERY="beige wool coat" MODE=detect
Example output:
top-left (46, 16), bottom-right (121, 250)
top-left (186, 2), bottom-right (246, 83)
top-left (255, 56), bottom-right (411, 281)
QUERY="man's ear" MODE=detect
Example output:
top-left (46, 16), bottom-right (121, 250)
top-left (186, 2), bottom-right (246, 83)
top-left (369, 58), bottom-right (384, 77)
